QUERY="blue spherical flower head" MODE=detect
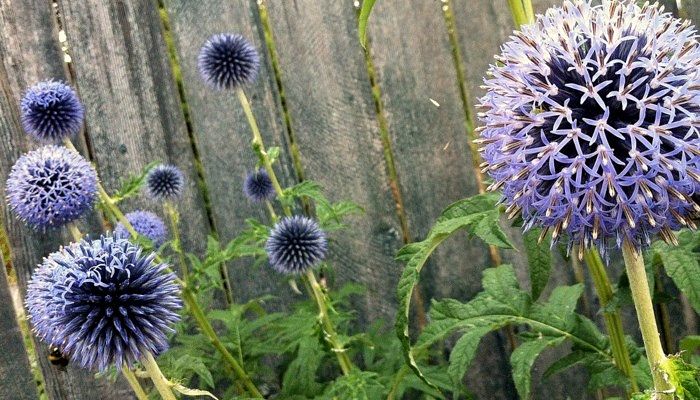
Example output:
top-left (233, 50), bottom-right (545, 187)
top-left (198, 33), bottom-right (260, 90)
top-left (478, 0), bottom-right (700, 256)
top-left (115, 210), bottom-right (169, 246)
top-left (266, 216), bottom-right (328, 274)
top-left (6, 145), bottom-right (98, 229)
top-left (25, 235), bottom-right (182, 371)
top-left (145, 164), bottom-right (184, 201)
top-left (20, 80), bottom-right (84, 142)
top-left (244, 169), bottom-right (275, 202)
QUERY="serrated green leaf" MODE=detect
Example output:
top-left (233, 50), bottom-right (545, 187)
top-left (447, 326), bottom-right (491, 388)
top-left (664, 355), bottom-right (700, 399)
top-left (511, 336), bottom-right (566, 399)
top-left (113, 161), bottom-right (157, 202)
top-left (358, 0), bottom-right (377, 48)
top-left (655, 232), bottom-right (700, 314)
top-left (524, 228), bottom-right (552, 300)
top-left (323, 370), bottom-right (384, 399)
top-left (267, 146), bottom-right (280, 165)
top-left (543, 351), bottom-right (587, 379)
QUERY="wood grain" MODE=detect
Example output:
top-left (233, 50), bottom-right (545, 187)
top-left (56, 0), bottom-right (210, 253)
top-left (0, 1), bottom-right (130, 398)
top-left (0, 255), bottom-right (38, 400)
top-left (264, 0), bottom-right (404, 323)
top-left (163, 0), bottom-right (296, 304)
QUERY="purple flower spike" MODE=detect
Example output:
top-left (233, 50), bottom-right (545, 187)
top-left (20, 80), bottom-right (84, 142)
top-left (266, 216), bottom-right (328, 274)
top-left (25, 235), bottom-right (181, 371)
top-left (198, 33), bottom-right (260, 90)
top-left (6, 145), bottom-right (98, 229)
top-left (115, 210), bottom-right (169, 246)
top-left (477, 0), bottom-right (700, 255)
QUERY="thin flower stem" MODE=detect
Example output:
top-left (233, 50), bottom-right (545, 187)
top-left (584, 248), bottom-right (638, 396)
top-left (122, 367), bottom-right (149, 400)
top-left (182, 288), bottom-right (263, 397)
top-left (236, 88), bottom-right (292, 216)
top-left (164, 201), bottom-right (190, 281)
top-left (621, 241), bottom-right (674, 399)
top-left (304, 269), bottom-right (353, 375)
top-left (265, 201), bottom-right (278, 221)
top-left (67, 223), bottom-right (82, 242)
top-left (507, 0), bottom-right (534, 27)
top-left (142, 352), bottom-right (177, 400)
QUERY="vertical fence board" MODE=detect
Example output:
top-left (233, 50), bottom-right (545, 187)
top-left (0, 256), bottom-right (38, 400)
top-left (264, 0), bottom-right (403, 322)
top-left (0, 1), bottom-right (130, 399)
top-left (163, 0), bottom-right (295, 303)
top-left (368, 1), bottom-right (516, 397)
top-left (57, 0), bottom-right (210, 253)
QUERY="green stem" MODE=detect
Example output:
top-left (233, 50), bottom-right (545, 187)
top-left (584, 249), bottom-right (638, 396)
top-left (265, 200), bottom-right (278, 221)
top-left (142, 352), bottom-right (177, 400)
top-left (236, 88), bottom-right (291, 215)
top-left (182, 288), bottom-right (263, 397)
top-left (507, 0), bottom-right (535, 27)
top-left (122, 367), bottom-right (148, 400)
top-left (304, 269), bottom-right (353, 375)
top-left (621, 241), bottom-right (674, 399)
top-left (164, 201), bottom-right (190, 281)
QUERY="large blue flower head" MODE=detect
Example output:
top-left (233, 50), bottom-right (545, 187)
top-left (115, 210), bottom-right (169, 247)
top-left (477, 0), bottom-right (700, 255)
top-left (198, 33), bottom-right (260, 90)
top-left (6, 145), bottom-right (98, 229)
top-left (145, 164), bottom-right (184, 201)
top-left (266, 216), bottom-right (328, 274)
top-left (25, 235), bottom-right (181, 371)
top-left (244, 168), bottom-right (275, 203)
top-left (20, 80), bottom-right (84, 142)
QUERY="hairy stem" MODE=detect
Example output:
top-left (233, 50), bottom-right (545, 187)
top-left (584, 249), bottom-right (638, 396)
top-left (141, 353), bottom-right (177, 400)
top-left (164, 201), bottom-right (190, 282)
top-left (122, 367), bottom-right (148, 400)
top-left (621, 241), bottom-right (674, 399)
top-left (304, 269), bottom-right (353, 375)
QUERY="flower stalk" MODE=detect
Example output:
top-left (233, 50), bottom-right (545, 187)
top-left (142, 353), bottom-right (177, 400)
top-left (237, 88), bottom-right (355, 375)
top-left (584, 249), bottom-right (638, 395)
top-left (121, 367), bottom-right (149, 400)
top-left (164, 201), bottom-right (190, 281)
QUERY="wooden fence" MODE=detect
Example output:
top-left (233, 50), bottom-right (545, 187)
top-left (0, 0), bottom-right (698, 399)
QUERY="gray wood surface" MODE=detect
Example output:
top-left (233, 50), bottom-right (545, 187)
top-left (0, 1), bottom-right (131, 399)
top-left (56, 0), bottom-right (210, 254)
top-left (0, 255), bottom-right (38, 400)
top-left (264, 0), bottom-right (404, 323)
top-left (163, 0), bottom-right (296, 304)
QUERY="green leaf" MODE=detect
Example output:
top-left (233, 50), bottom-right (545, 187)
top-left (323, 370), bottom-right (384, 399)
top-left (358, 0), bottom-right (377, 48)
top-left (665, 355), bottom-right (700, 400)
top-left (543, 351), bottom-right (587, 379)
top-left (655, 231), bottom-right (700, 314)
top-left (395, 193), bottom-right (511, 391)
top-left (524, 228), bottom-right (552, 300)
top-left (113, 161), bottom-right (157, 202)
top-left (511, 336), bottom-right (566, 399)
top-left (447, 327), bottom-right (491, 388)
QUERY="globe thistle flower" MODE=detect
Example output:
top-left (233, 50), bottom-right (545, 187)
top-left (25, 235), bottom-right (181, 371)
top-left (115, 210), bottom-right (168, 247)
top-left (198, 33), bottom-right (260, 90)
top-left (6, 145), bottom-right (97, 229)
top-left (266, 216), bottom-right (328, 274)
top-left (20, 80), bottom-right (84, 142)
top-left (477, 0), bottom-right (700, 255)
top-left (244, 169), bottom-right (275, 202)
top-left (145, 164), bottom-right (184, 200)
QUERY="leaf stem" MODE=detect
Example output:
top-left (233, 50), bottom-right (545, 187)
top-left (584, 248), bottom-right (638, 395)
top-left (141, 352), bottom-right (177, 400)
top-left (182, 288), bottom-right (263, 397)
top-left (122, 367), bottom-right (148, 400)
top-left (621, 241), bottom-right (674, 399)
top-left (304, 269), bottom-right (354, 375)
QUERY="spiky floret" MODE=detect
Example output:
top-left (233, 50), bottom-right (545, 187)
top-left (244, 169), bottom-right (275, 202)
top-left (115, 210), bottom-right (169, 247)
top-left (25, 235), bottom-right (181, 371)
top-left (266, 216), bottom-right (328, 274)
top-left (477, 0), bottom-right (700, 256)
top-left (6, 145), bottom-right (98, 228)
top-left (198, 33), bottom-right (260, 90)
top-left (20, 80), bottom-right (84, 142)
top-left (145, 164), bottom-right (184, 200)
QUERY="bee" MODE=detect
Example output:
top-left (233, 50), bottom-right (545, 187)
top-left (48, 346), bottom-right (69, 369)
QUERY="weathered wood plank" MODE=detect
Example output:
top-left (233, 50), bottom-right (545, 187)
top-left (368, 1), bottom-right (515, 397)
top-left (264, 0), bottom-right (403, 323)
top-left (0, 256), bottom-right (38, 400)
top-left (163, 0), bottom-right (295, 303)
top-left (0, 1), bottom-right (131, 399)
top-left (56, 0), bottom-right (210, 253)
